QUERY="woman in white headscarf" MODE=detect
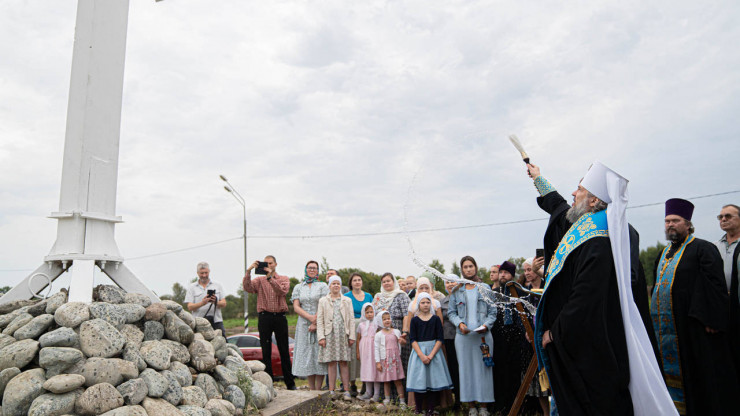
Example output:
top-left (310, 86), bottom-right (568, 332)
top-left (372, 272), bottom-right (412, 384)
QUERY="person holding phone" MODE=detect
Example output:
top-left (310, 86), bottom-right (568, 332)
top-left (243, 255), bottom-right (296, 390)
top-left (185, 261), bottom-right (227, 336)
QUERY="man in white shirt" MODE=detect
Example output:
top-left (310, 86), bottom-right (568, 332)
top-left (185, 261), bottom-right (227, 336)
top-left (716, 204), bottom-right (740, 291)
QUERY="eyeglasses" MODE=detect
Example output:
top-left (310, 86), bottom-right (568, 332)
top-left (717, 214), bottom-right (738, 220)
top-left (306, 267), bottom-right (318, 270)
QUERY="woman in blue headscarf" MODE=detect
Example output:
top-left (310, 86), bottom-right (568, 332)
top-left (291, 259), bottom-right (329, 389)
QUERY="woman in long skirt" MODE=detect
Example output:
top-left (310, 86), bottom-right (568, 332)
top-left (447, 255), bottom-right (497, 416)
top-left (291, 260), bottom-right (329, 389)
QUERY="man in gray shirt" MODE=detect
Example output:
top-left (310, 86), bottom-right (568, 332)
top-left (185, 262), bottom-right (227, 336)
top-left (716, 204), bottom-right (740, 292)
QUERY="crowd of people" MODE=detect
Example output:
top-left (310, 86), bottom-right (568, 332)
top-left (217, 161), bottom-right (740, 416)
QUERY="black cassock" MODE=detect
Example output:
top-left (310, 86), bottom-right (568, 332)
top-left (539, 234), bottom-right (633, 415)
top-left (537, 190), bottom-right (660, 361)
top-left (653, 238), bottom-right (740, 415)
top-left (730, 243), bottom-right (740, 382)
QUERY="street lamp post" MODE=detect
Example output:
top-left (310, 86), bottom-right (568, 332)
top-left (220, 175), bottom-right (248, 330)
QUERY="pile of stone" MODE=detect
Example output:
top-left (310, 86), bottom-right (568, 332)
top-left (0, 285), bottom-right (276, 416)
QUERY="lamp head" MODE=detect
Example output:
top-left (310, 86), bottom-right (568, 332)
top-left (219, 175), bottom-right (228, 182)
top-left (224, 186), bottom-right (232, 193)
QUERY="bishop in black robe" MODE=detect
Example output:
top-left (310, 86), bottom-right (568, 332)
top-left (652, 236), bottom-right (740, 415)
top-left (536, 182), bottom-right (660, 360)
top-left (538, 227), bottom-right (633, 415)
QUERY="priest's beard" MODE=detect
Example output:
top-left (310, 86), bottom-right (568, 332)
top-left (665, 229), bottom-right (686, 243)
top-left (566, 198), bottom-right (591, 223)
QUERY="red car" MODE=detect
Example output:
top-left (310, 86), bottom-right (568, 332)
top-left (226, 333), bottom-right (294, 378)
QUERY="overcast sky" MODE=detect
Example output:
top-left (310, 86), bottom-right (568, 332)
top-left (1, 0), bottom-right (738, 297)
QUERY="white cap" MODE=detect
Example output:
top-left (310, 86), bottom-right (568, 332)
top-left (580, 161), bottom-right (626, 204)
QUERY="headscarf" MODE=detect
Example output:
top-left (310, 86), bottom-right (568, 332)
top-left (523, 257), bottom-right (534, 266)
top-left (304, 264), bottom-right (318, 284)
top-left (374, 275), bottom-right (405, 312)
top-left (374, 310), bottom-right (391, 329)
top-left (414, 292), bottom-right (435, 315)
top-left (328, 275), bottom-right (342, 287)
top-left (409, 277), bottom-right (440, 313)
top-left (359, 302), bottom-right (375, 325)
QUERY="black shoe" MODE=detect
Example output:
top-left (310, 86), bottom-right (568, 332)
top-left (287, 385), bottom-right (297, 391)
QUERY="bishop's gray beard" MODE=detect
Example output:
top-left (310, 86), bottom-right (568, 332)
top-left (566, 198), bottom-right (590, 223)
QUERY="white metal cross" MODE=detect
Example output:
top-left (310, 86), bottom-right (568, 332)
top-left (0, 0), bottom-right (159, 304)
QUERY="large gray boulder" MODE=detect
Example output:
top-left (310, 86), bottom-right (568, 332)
top-left (117, 378), bottom-right (148, 406)
top-left (2, 313), bottom-right (33, 336)
top-left (28, 389), bottom-right (82, 416)
top-left (205, 398), bottom-right (236, 416)
top-left (89, 303), bottom-right (127, 329)
top-left (188, 339), bottom-right (217, 372)
top-left (79, 319), bottom-right (126, 358)
top-left (250, 378), bottom-right (271, 409)
top-left (168, 361), bottom-right (192, 387)
top-left (213, 365), bottom-right (238, 389)
top-left (162, 311), bottom-right (194, 345)
top-left (124, 293), bottom-right (152, 308)
top-left (80, 357), bottom-right (137, 387)
top-left (39, 327), bottom-right (79, 348)
top-left (140, 368), bottom-right (169, 398)
top-left (194, 373), bottom-right (220, 400)
top-left (0, 367), bottom-right (21, 397)
top-left (2, 368), bottom-right (46, 416)
top-left (160, 300), bottom-right (183, 314)
top-left (75, 383), bottom-right (124, 415)
top-left (141, 397), bottom-right (185, 415)
top-left (139, 340), bottom-right (172, 370)
top-left (0, 334), bottom-right (16, 349)
top-left (54, 302), bottom-right (90, 328)
top-left (94, 285), bottom-right (126, 304)
top-left (119, 324), bottom-right (144, 349)
top-left (161, 339), bottom-right (190, 363)
top-left (0, 339), bottom-right (40, 371)
top-left (100, 405), bottom-right (148, 416)
top-left (119, 304), bottom-right (146, 324)
top-left (143, 321), bottom-right (164, 341)
top-left (121, 343), bottom-right (147, 372)
top-left (160, 370), bottom-right (184, 406)
top-left (39, 347), bottom-right (84, 378)
top-left (42, 374), bottom-right (86, 394)
top-left (245, 360), bottom-right (266, 373)
top-left (13, 314), bottom-right (54, 340)
top-left (177, 405), bottom-right (211, 416)
top-left (223, 384), bottom-right (246, 410)
top-left (180, 386), bottom-right (208, 407)
top-left (44, 292), bottom-right (68, 315)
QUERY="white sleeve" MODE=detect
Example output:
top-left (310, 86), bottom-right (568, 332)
top-left (184, 285), bottom-right (195, 304)
top-left (374, 332), bottom-right (382, 362)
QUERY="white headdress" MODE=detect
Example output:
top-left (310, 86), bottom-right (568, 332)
top-left (328, 275), bottom-right (342, 287)
top-left (414, 292), bottom-right (435, 315)
top-left (359, 302), bottom-right (375, 325)
top-left (374, 310), bottom-right (391, 329)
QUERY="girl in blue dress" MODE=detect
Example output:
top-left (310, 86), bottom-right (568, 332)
top-left (406, 293), bottom-right (453, 415)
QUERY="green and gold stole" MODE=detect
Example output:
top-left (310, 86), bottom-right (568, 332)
top-left (650, 235), bottom-right (695, 415)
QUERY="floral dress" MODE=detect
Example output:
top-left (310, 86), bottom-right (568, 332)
top-left (318, 298), bottom-right (351, 363)
top-left (291, 281), bottom-right (328, 376)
